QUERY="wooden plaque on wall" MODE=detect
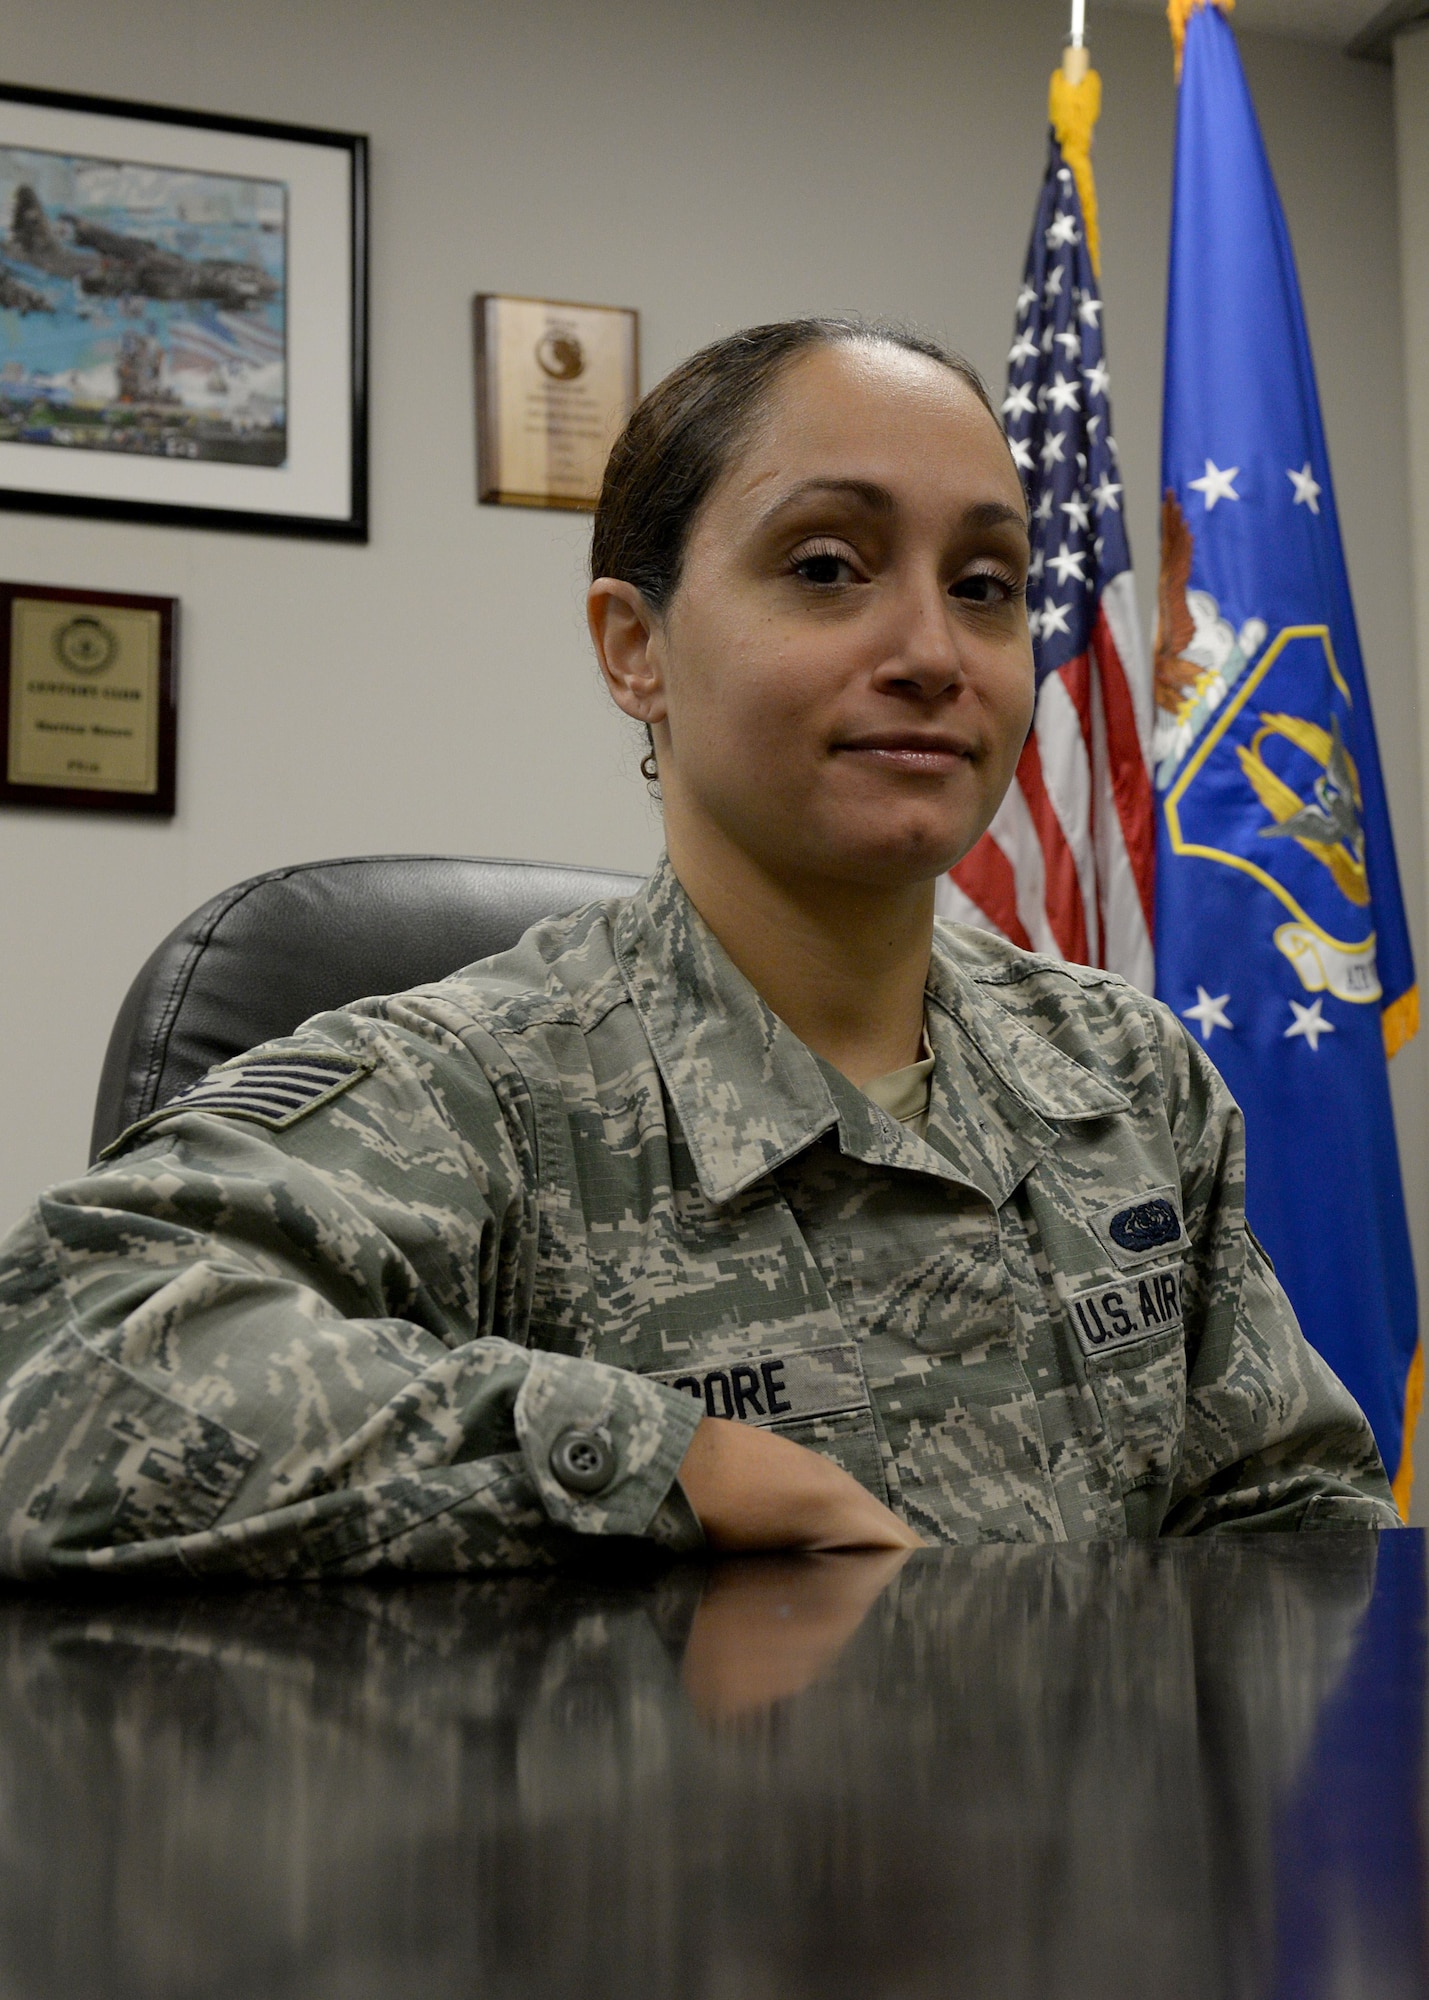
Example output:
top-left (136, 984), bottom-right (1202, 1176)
top-left (474, 293), bottom-right (638, 512)
top-left (0, 580), bottom-right (178, 816)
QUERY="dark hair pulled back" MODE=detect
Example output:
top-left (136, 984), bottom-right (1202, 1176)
top-left (591, 315), bottom-right (1001, 617)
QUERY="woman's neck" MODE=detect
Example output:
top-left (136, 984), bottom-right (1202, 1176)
top-left (665, 828), bottom-right (934, 1089)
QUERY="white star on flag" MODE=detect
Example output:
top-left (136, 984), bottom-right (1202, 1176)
top-left (1039, 430), bottom-right (1067, 468)
top-left (1092, 474), bottom-right (1122, 514)
top-left (1033, 489), bottom-right (1055, 524)
top-left (1009, 332), bottom-right (1038, 367)
top-left (1083, 359), bottom-right (1111, 399)
top-left (1047, 544), bottom-right (1087, 586)
top-left (1040, 601), bottom-right (1072, 638)
top-left (1061, 495), bottom-right (1092, 532)
top-left (1189, 459), bottom-right (1240, 509)
top-left (1182, 986), bottom-right (1233, 1040)
top-left (1009, 436), bottom-right (1033, 471)
top-left (1284, 997), bottom-right (1335, 1051)
top-left (1017, 284), bottom-right (1037, 316)
top-left (1046, 373), bottom-right (1080, 413)
top-left (1002, 383), bottom-right (1035, 419)
top-left (1053, 328), bottom-right (1081, 357)
top-left (1027, 547), bottom-right (1046, 582)
top-left (1076, 294), bottom-right (1103, 327)
top-left (1045, 213), bottom-right (1080, 248)
top-left (1287, 462), bottom-right (1322, 514)
top-left (1043, 266), bottom-right (1064, 302)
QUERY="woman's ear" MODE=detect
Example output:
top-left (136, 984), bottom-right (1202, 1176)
top-left (588, 578), bottom-right (669, 725)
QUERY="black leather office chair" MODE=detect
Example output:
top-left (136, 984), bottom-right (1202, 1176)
top-left (90, 854), bottom-right (644, 1161)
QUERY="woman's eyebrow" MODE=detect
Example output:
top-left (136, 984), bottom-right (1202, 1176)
top-left (754, 484), bottom-right (1029, 541)
top-left (754, 478), bottom-right (896, 531)
top-left (964, 500), bottom-right (1031, 538)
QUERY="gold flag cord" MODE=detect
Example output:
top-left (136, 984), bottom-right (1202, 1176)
top-left (1049, 48), bottom-right (1102, 277)
top-left (1167, 0), bottom-right (1235, 78)
top-left (1393, 1341), bottom-right (1423, 1519)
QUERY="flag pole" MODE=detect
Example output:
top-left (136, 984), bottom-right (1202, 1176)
top-left (1064, 1), bottom-right (1089, 81)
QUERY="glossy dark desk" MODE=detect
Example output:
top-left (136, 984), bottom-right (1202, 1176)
top-left (1, 1533), bottom-right (1423, 1998)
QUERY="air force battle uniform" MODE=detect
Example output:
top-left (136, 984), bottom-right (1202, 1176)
top-left (0, 861), bottom-right (1397, 1577)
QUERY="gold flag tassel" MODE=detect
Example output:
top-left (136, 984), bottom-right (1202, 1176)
top-left (1049, 45), bottom-right (1102, 277)
top-left (1383, 983), bottom-right (1420, 1059)
top-left (1167, 0), bottom-right (1235, 79)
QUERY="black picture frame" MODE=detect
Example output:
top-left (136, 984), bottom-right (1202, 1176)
top-left (0, 83), bottom-right (367, 540)
top-left (0, 580), bottom-right (178, 816)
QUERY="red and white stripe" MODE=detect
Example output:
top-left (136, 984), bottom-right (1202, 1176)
top-left (938, 570), bottom-right (1155, 991)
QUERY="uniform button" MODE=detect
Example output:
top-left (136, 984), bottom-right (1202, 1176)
top-left (549, 1428), bottom-right (616, 1494)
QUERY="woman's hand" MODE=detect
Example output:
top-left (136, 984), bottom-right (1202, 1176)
top-left (676, 1416), bottom-right (923, 1552)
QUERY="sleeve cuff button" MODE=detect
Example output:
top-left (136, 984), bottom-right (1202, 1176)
top-left (549, 1428), bottom-right (616, 1494)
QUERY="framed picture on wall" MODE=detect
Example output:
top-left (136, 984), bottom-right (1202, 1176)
top-left (0, 83), bottom-right (367, 540)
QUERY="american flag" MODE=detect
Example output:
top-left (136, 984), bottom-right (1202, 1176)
top-left (937, 139), bottom-right (1155, 990)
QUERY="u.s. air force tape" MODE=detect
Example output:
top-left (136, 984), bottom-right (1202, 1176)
top-left (159, 1053), bottom-right (369, 1131)
top-left (651, 1343), bottom-right (869, 1426)
top-left (1065, 1263), bottom-right (1184, 1359)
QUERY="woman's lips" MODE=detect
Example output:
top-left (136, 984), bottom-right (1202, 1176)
top-left (833, 737), bottom-right (974, 774)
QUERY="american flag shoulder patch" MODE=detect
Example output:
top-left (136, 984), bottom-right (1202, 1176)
top-left (103, 1051), bottom-right (371, 1157)
top-left (166, 1053), bottom-right (370, 1129)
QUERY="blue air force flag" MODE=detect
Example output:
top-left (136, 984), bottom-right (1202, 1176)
top-left (1155, 1), bottom-right (1420, 1500)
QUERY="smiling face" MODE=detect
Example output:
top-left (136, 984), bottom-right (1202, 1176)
top-left (599, 339), bottom-right (1034, 903)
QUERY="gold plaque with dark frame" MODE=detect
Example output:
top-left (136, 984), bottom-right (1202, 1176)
top-left (0, 582), bottom-right (178, 817)
top-left (474, 293), bottom-right (639, 512)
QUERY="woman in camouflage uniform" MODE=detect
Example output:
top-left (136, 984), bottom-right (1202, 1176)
top-left (0, 319), bottom-right (1398, 1578)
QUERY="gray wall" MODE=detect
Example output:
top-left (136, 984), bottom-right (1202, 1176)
top-left (1, 0), bottom-right (1423, 1497)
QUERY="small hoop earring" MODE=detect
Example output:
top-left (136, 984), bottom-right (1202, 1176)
top-left (639, 749), bottom-right (659, 783)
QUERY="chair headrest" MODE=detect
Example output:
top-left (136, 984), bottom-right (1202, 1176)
top-left (91, 853), bottom-right (644, 1161)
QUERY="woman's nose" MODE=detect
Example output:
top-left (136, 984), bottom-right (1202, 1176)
top-left (873, 578), bottom-right (964, 699)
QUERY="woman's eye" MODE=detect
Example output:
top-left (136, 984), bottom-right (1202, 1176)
top-left (954, 571), bottom-right (1021, 605)
top-left (792, 548), bottom-right (858, 586)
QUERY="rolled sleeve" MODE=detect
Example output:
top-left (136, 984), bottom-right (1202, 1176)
top-left (515, 1347), bottom-right (704, 1539)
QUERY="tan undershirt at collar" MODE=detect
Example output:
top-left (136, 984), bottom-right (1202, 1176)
top-left (863, 1032), bottom-right (935, 1140)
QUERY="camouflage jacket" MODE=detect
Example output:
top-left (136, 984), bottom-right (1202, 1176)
top-left (0, 859), bottom-right (1397, 1578)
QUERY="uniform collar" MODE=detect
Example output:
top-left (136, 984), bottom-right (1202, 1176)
top-left (615, 858), bottom-right (1127, 1208)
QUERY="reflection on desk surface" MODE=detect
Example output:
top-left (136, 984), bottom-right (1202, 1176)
top-left (0, 1534), bottom-right (1421, 2000)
